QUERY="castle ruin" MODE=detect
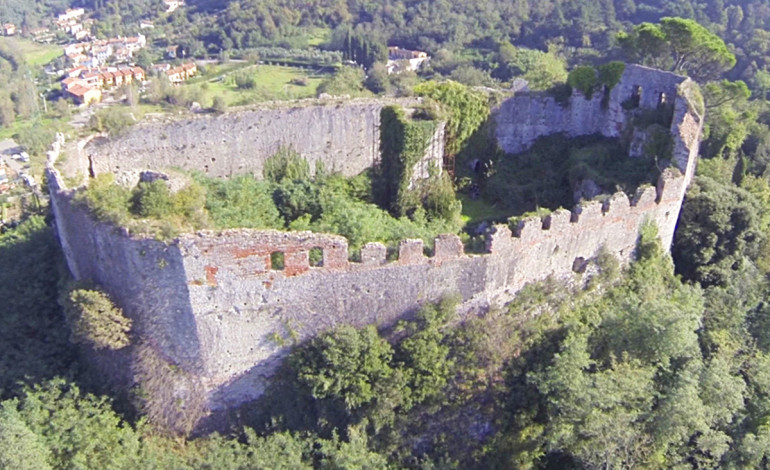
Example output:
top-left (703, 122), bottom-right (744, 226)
top-left (46, 64), bottom-right (704, 430)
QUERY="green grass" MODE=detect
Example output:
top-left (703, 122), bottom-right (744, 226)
top-left (459, 193), bottom-right (511, 225)
top-left (186, 64), bottom-right (328, 106)
top-left (0, 37), bottom-right (62, 67)
top-left (306, 28), bottom-right (331, 47)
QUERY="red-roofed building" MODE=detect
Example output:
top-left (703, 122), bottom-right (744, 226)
top-left (100, 71), bottom-right (115, 87)
top-left (165, 62), bottom-right (197, 83)
top-left (132, 67), bottom-right (145, 81)
top-left (65, 66), bottom-right (87, 78)
top-left (82, 71), bottom-right (103, 88)
top-left (66, 84), bottom-right (101, 105)
top-left (61, 76), bottom-right (87, 91)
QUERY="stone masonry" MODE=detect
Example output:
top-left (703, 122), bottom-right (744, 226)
top-left (83, 97), bottom-right (445, 186)
top-left (47, 64), bottom-right (704, 424)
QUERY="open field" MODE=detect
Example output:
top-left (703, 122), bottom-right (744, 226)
top-left (186, 63), bottom-right (329, 106)
top-left (0, 37), bottom-right (62, 66)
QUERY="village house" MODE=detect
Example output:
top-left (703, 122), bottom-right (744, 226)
top-left (165, 62), bottom-right (197, 83)
top-left (29, 27), bottom-right (51, 38)
top-left (60, 66), bottom-right (145, 106)
top-left (2, 24), bottom-right (16, 36)
top-left (386, 46), bottom-right (430, 74)
top-left (54, 8), bottom-right (88, 38)
top-left (66, 84), bottom-right (101, 105)
top-left (74, 29), bottom-right (90, 41)
top-left (58, 8), bottom-right (85, 22)
top-left (61, 76), bottom-right (88, 91)
top-left (65, 66), bottom-right (87, 78)
top-left (164, 0), bottom-right (185, 13)
top-left (63, 35), bottom-right (145, 67)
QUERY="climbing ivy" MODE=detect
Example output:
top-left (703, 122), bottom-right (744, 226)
top-left (377, 106), bottom-right (438, 216)
top-left (413, 81), bottom-right (489, 156)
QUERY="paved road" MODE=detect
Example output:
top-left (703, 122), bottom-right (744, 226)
top-left (0, 138), bottom-right (25, 174)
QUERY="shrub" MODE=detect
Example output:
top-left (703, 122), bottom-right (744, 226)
top-left (567, 65), bottom-right (598, 98)
top-left (211, 96), bottom-right (227, 113)
top-left (61, 284), bottom-right (132, 350)
top-left (234, 72), bottom-right (257, 89)
top-left (263, 147), bottom-right (310, 184)
top-left (75, 173), bottom-right (132, 226)
top-left (89, 107), bottom-right (135, 135)
top-left (597, 61), bottom-right (626, 90)
top-left (131, 180), bottom-right (173, 219)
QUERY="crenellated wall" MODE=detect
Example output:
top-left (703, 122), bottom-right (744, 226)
top-left (48, 166), bottom-right (689, 411)
top-left (47, 64), bottom-right (704, 426)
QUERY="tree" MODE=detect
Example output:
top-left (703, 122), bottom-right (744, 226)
top-left (673, 176), bottom-right (764, 287)
top-left (290, 325), bottom-right (395, 412)
top-left (0, 216), bottom-right (75, 397)
top-left (13, 125), bottom-right (54, 156)
top-left (363, 63), bottom-right (390, 94)
top-left (316, 427), bottom-right (389, 470)
top-left (5, 379), bottom-right (143, 469)
top-left (618, 17), bottom-right (736, 81)
top-left (661, 17), bottom-right (735, 80)
top-left (316, 66), bottom-right (367, 97)
top-left (0, 403), bottom-right (52, 470)
top-left (61, 284), bottom-right (132, 350)
top-left (704, 79), bottom-right (750, 109)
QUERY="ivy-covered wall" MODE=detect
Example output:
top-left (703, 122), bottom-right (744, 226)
top-left (377, 106), bottom-right (440, 216)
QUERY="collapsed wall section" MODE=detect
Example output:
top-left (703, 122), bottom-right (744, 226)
top-left (495, 64), bottom-right (691, 155)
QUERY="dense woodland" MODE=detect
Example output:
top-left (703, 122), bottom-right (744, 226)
top-left (6, 0), bottom-right (770, 468)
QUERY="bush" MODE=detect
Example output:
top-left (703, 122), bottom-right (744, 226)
top-left (234, 72), bottom-right (257, 89)
top-left (89, 107), bottom-right (135, 135)
top-left (131, 180), bottom-right (173, 219)
top-left (597, 61), bottom-right (626, 89)
top-left (263, 147), bottom-right (310, 184)
top-left (61, 284), bottom-right (132, 350)
top-left (211, 96), bottom-right (227, 113)
top-left (567, 65), bottom-right (598, 98)
top-left (76, 173), bottom-right (132, 225)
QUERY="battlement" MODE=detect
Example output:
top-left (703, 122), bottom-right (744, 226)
top-left (176, 169), bottom-right (683, 291)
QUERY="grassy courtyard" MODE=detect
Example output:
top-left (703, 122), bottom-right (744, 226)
top-left (185, 63), bottom-right (330, 106)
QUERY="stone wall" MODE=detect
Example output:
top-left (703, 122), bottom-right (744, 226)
top-left (84, 98), bottom-right (444, 185)
top-left (48, 166), bottom-right (690, 412)
top-left (495, 64), bottom-right (696, 155)
top-left (47, 63), bottom-right (704, 425)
